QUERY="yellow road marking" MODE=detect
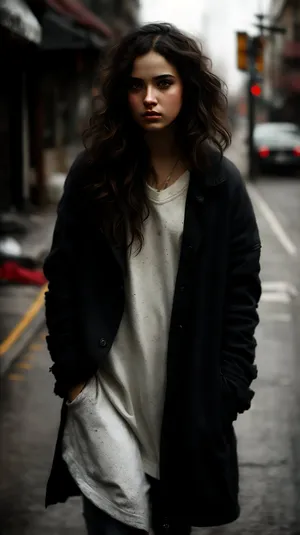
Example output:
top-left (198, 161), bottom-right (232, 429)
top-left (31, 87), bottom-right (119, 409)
top-left (0, 283), bottom-right (47, 357)
top-left (25, 353), bottom-right (36, 361)
top-left (29, 343), bottom-right (43, 351)
top-left (22, 352), bottom-right (33, 360)
top-left (8, 373), bottom-right (25, 381)
top-left (17, 361), bottom-right (33, 370)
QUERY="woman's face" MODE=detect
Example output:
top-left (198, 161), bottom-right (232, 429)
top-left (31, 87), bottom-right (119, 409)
top-left (128, 51), bottom-right (183, 132)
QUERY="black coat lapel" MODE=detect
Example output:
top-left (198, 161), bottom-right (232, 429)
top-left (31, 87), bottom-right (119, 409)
top-left (182, 149), bottom-right (227, 253)
top-left (182, 170), bottom-right (206, 255)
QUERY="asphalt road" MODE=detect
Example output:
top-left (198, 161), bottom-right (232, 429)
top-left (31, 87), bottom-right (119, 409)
top-left (1, 173), bottom-right (300, 535)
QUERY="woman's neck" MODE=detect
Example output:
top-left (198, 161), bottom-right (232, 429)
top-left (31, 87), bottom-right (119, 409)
top-left (144, 128), bottom-right (187, 190)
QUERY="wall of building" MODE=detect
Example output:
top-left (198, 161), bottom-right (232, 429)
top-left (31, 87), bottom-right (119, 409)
top-left (263, 0), bottom-right (300, 122)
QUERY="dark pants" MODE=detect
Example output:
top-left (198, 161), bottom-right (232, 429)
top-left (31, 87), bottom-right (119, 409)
top-left (82, 476), bottom-right (191, 535)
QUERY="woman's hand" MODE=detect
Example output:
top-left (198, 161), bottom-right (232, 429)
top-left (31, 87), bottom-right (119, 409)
top-left (68, 382), bottom-right (86, 402)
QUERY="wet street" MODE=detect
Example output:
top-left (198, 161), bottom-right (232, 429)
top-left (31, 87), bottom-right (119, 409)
top-left (1, 175), bottom-right (300, 534)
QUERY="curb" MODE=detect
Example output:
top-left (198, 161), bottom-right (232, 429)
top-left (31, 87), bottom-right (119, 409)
top-left (0, 283), bottom-right (47, 376)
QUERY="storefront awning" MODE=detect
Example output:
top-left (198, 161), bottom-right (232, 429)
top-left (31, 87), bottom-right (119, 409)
top-left (42, 7), bottom-right (107, 50)
top-left (42, 0), bottom-right (112, 50)
top-left (0, 0), bottom-right (41, 44)
top-left (46, 0), bottom-right (113, 38)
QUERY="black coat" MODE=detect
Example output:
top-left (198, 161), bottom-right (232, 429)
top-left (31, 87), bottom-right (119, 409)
top-left (43, 150), bottom-right (262, 528)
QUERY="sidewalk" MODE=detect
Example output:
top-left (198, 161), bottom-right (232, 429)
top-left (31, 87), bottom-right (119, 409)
top-left (0, 143), bottom-right (83, 376)
top-left (0, 208), bottom-right (57, 375)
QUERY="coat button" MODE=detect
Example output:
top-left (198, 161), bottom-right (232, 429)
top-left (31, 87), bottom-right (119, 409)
top-left (180, 285), bottom-right (185, 291)
top-left (99, 338), bottom-right (107, 348)
top-left (163, 522), bottom-right (170, 530)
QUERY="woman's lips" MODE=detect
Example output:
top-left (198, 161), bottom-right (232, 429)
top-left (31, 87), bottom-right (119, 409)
top-left (142, 112), bottom-right (162, 120)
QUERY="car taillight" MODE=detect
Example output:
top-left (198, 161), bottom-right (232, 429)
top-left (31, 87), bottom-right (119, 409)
top-left (258, 146), bottom-right (270, 158)
top-left (293, 146), bottom-right (300, 156)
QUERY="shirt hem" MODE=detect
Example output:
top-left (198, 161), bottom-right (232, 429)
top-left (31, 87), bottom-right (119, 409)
top-left (63, 450), bottom-right (149, 531)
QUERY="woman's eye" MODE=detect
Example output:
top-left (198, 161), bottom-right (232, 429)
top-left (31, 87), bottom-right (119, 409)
top-left (158, 80), bottom-right (172, 89)
top-left (129, 81), bottom-right (142, 91)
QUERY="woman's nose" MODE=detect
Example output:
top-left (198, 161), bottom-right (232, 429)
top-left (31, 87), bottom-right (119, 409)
top-left (144, 86), bottom-right (157, 106)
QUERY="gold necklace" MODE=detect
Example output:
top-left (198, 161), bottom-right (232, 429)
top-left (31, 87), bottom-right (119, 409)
top-left (155, 158), bottom-right (181, 192)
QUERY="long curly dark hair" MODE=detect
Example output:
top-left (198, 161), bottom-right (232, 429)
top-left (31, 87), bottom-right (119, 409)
top-left (83, 22), bottom-right (231, 252)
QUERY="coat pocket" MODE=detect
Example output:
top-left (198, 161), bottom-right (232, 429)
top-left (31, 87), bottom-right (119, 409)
top-left (66, 377), bottom-right (94, 408)
top-left (66, 388), bottom-right (87, 407)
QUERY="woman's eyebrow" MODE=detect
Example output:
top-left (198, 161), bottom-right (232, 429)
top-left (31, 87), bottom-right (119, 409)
top-left (129, 74), bottom-right (176, 82)
top-left (154, 74), bottom-right (176, 80)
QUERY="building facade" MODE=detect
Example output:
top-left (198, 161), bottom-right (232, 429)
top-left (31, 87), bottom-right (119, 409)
top-left (0, 0), bottom-right (42, 213)
top-left (0, 0), bottom-right (140, 214)
top-left (265, 0), bottom-right (300, 122)
top-left (83, 0), bottom-right (140, 33)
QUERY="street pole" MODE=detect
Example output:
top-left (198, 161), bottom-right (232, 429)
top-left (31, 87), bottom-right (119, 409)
top-left (255, 13), bottom-right (265, 36)
top-left (236, 15), bottom-right (285, 181)
top-left (247, 13), bottom-right (265, 181)
top-left (248, 38), bottom-right (257, 182)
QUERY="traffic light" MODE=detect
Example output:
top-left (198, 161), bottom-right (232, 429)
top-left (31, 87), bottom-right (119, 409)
top-left (250, 83), bottom-right (262, 97)
top-left (236, 31), bottom-right (249, 72)
top-left (252, 36), bottom-right (264, 73)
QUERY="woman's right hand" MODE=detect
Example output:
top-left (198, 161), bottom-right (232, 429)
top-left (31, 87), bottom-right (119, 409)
top-left (68, 382), bottom-right (86, 402)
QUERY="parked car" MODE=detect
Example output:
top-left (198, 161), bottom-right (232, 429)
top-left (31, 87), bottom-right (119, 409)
top-left (253, 122), bottom-right (300, 173)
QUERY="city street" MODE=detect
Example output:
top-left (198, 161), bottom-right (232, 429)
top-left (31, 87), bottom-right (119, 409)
top-left (2, 0), bottom-right (300, 532)
top-left (1, 172), bottom-right (300, 534)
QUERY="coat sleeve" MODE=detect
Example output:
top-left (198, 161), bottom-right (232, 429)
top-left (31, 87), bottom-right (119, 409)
top-left (221, 169), bottom-right (262, 425)
top-left (43, 152), bottom-right (97, 398)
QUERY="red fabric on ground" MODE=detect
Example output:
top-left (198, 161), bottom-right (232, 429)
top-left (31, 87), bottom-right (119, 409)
top-left (0, 261), bottom-right (46, 286)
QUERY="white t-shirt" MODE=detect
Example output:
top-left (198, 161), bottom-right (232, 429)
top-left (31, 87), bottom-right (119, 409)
top-left (62, 170), bottom-right (190, 531)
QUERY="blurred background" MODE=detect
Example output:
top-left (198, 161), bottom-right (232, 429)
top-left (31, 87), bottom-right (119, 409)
top-left (1, 0), bottom-right (300, 534)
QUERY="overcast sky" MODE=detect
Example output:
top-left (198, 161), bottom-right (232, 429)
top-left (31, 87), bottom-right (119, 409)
top-left (140, 0), bottom-right (271, 96)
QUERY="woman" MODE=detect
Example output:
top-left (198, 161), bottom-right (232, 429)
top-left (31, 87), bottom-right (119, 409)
top-left (44, 23), bottom-right (261, 535)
